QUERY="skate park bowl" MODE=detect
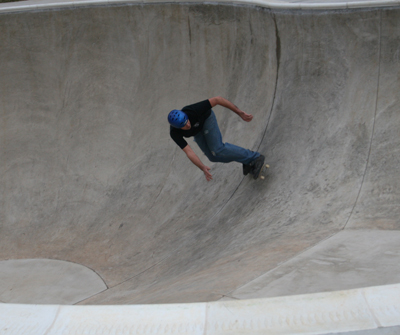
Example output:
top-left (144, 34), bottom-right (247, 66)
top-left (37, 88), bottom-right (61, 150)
top-left (1, 0), bottom-right (400, 333)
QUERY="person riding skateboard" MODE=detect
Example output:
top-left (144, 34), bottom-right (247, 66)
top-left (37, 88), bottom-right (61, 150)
top-left (168, 96), bottom-right (265, 181)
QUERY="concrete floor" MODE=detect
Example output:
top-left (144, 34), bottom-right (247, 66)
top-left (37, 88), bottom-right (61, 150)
top-left (0, 2), bottom-right (399, 307)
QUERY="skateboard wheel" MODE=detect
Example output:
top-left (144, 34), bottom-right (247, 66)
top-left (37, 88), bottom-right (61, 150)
top-left (266, 164), bottom-right (270, 168)
top-left (260, 176), bottom-right (265, 180)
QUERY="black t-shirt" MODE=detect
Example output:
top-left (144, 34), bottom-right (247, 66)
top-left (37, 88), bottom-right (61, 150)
top-left (170, 99), bottom-right (212, 149)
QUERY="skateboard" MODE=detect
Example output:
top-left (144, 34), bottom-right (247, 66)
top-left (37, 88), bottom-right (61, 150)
top-left (251, 155), bottom-right (270, 180)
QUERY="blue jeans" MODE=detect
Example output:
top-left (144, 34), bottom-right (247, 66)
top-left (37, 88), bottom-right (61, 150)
top-left (194, 111), bottom-right (259, 165)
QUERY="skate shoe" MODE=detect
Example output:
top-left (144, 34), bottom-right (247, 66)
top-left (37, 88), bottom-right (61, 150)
top-left (242, 163), bottom-right (253, 176)
top-left (250, 155), bottom-right (265, 180)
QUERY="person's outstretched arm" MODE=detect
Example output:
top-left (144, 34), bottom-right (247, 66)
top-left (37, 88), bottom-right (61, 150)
top-left (208, 96), bottom-right (253, 122)
top-left (182, 145), bottom-right (212, 181)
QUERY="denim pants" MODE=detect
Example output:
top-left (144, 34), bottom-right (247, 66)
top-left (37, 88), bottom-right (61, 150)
top-left (194, 111), bottom-right (259, 165)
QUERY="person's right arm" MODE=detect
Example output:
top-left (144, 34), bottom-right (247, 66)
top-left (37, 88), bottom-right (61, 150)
top-left (182, 145), bottom-right (212, 181)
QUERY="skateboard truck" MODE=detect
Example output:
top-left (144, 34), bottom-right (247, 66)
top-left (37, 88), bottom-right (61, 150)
top-left (260, 164), bottom-right (270, 180)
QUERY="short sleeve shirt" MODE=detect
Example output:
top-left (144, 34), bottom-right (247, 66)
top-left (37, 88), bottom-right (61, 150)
top-left (170, 100), bottom-right (212, 149)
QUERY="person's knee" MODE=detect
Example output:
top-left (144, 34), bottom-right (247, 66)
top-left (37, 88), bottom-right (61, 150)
top-left (207, 147), bottom-right (228, 162)
top-left (210, 144), bottom-right (226, 157)
top-left (207, 152), bottom-right (219, 162)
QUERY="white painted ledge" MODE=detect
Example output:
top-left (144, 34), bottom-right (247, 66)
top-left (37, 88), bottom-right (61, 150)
top-left (0, 0), bottom-right (400, 13)
top-left (1, 283), bottom-right (399, 334)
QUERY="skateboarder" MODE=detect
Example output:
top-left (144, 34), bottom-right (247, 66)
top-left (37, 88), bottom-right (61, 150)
top-left (168, 96), bottom-right (265, 181)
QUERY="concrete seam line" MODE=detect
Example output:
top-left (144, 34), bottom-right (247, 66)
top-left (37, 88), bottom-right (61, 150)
top-left (343, 8), bottom-right (383, 230)
top-left (361, 288), bottom-right (383, 328)
top-left (204, 303), bottom-right (210, 335)
top-left (43, 305), bottom-right (62, 335)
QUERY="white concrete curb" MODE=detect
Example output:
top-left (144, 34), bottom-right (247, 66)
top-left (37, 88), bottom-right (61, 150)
top-left (1, 283), bottom-right (399, 334)
top-left (0, 0), bottom-right (400, 14)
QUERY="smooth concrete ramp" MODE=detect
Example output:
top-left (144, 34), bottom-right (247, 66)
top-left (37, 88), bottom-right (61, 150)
top-left (1, 0), bottom-right (400, 311)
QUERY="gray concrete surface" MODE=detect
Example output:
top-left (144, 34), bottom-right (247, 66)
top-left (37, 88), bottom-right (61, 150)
top-left (228, 230), bottom-right (400, 299)
top-left (0, 259), bottom-right (106, 304)
top-left (0, 3), bottom-right (399, 306)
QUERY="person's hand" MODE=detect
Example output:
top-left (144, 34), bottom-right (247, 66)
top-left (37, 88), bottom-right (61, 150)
top-left (202, 166), bottom-right (212, 181)
top-left (240, 111), bottom-right (253, 122)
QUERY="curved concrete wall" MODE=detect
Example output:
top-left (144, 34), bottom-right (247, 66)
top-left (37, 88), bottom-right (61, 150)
top-left (1, 3), bottom-right (277, 304)
top-left (0, 0), bottom-right (399, 317)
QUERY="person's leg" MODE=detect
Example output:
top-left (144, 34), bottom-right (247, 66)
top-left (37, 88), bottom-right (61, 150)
top-left (200, 111), bottom-right (259, 164)
top-left (193, 132), bottom-right (218, 162)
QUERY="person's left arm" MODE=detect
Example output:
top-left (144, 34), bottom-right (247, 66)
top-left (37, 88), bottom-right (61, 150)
top-left (208, 96), bottom-right (253, 122)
